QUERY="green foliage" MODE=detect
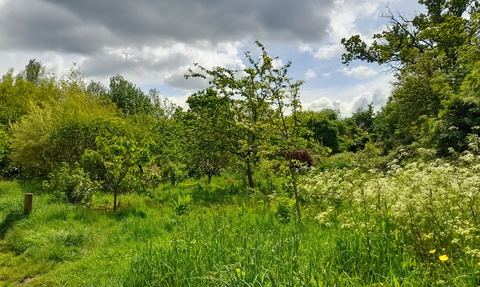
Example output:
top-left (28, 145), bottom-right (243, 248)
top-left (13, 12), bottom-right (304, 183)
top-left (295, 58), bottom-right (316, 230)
top-left (0, 68), bottom-right (59, 127)
top-left (302, 152), bottom-right (480, 262)
top-left (42, 162), bottom-right (99, 205)
top-left (10, 92), bottom-right (122, 177)
top-left (184, 88), bottom-right (232, 183)
top-left (124, 103), bottom-right (188, 188)
top-left (108, 74), bottom-right (154, 115)
top-left (436, 96), bottom-right (480, 155)
top-left (186, 41), bottom-right (308, 222)
top-left (305, 109), bottom-right (341, 153)
top-left (274, 195), bottom-right (296, 223)
top-left (162, 162), bottom-right (187, 187)
top-left (341, 1), bottom-right (480, 153)
top-left (1, 162), bottom-right (480, 285)
top-left (22, 59), bottom-right (46, 85)
top-left (352, 103), bottom-right (375, 133)
top-left (0, 126), bottom-right (17, 178)
top-left (83, 136), bottom-right (156, 212)
top-left (173, 194), bottom-right (192, 216)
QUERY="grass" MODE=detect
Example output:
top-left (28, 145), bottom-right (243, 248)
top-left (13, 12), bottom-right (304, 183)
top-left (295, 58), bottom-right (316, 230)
top-left (0, 168), bottom-right (479, 286)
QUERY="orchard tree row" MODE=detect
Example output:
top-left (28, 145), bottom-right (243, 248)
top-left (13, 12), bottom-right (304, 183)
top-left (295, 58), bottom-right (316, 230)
top-left (1, 0), bottom-right (479, 214)
top-left (0, 43), bottom-right (365, 217)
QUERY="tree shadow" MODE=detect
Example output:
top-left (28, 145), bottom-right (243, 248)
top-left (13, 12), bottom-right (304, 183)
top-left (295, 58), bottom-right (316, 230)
top-left (0, 209), bottom-right (26, 239)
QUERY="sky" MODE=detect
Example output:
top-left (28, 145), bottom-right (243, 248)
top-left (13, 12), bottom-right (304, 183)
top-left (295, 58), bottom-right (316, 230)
top-left (0, 0), bottom-right (423, 116)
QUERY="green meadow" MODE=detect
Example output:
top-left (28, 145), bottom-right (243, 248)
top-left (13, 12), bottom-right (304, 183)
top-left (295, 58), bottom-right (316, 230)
top-left (2, 153), bottom-right (480, 286)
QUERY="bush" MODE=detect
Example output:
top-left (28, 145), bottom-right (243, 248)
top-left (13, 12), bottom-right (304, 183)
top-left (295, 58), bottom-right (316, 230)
top-left (287, 149), bottom-right (315, 168)
top-left (10, 92), bottom-right (123, 177)
top-left (274, 196), bottom-right (296, 223)
top-left (173, 194), bottom-right (192, 216)
top-left (0, 126), bottom-right (18, 178)
top-left (42, 162), bottom-right (99, 205)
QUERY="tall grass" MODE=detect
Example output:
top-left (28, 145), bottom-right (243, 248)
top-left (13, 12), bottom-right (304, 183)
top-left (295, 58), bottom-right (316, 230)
top-left (1, 159), bottom-right (480, 286)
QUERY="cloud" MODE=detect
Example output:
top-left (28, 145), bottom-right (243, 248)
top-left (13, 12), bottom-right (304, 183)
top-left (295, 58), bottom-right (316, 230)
top-left (79, 41), bottom-right (246, 91)
top-left (340, 66), bottom-right (378, 78)
top-left (302, 73), bottom-right (393, 116)
top-left (305, 69), bottom-right (317, 79)
top-left (272, 58), bottom-right (284, 69)
top-left (0, 0), bottom-right (339, 93)
top-left (0, 0), bottom-right (334, 55)
top-left (299, 0), bottom-right (407, 61)
top-left (304, 89), bottom-right (388, 117)
top-left (0, 0), bottom-right (419, 107)
top-left (313, 44), bottom-right (345, 60)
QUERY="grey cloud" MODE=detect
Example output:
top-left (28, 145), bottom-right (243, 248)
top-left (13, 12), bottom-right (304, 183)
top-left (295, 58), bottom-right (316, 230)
top-left (372, 88), bottom-right (389, 107)
top-left (81, 48), bottom-right (191, 77)
top-left (0, 1), bottom-right (117, 54)
top-left (0, 0), bottom-right (333, 54)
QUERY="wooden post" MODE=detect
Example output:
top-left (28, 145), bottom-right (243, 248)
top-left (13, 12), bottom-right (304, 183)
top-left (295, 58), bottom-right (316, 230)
top-left (24, 193), bottom-right (33, 215)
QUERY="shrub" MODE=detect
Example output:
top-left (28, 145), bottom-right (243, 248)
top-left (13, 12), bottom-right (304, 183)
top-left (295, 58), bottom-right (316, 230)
top-left (274, 196), bottom-right (296, 223)
top-left (43, 162), bottom-right (99, 205)
top-left (301, 153), bottom-right (480, 260)
top-left (287, 149), bottom-right (315, 168)
top-left (173, 194), bottom-right (192, 216)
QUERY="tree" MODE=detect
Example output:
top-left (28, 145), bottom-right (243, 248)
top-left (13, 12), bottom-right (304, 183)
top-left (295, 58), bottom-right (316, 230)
top-left (10, 94), bottom-right (123, 177)
top-left (185, 88), bottom-right (232, 184)
top-left (120, 94), bottom-right (187, 187)
top-left (108, 75), bottom-right (154, 115)
top-left (9, 71), bottom-right (123, 177)
top-left (256, 43), bottom-right (307, 223)
top-left (352, 103), bottom-right (375, 133)
top-left (83, 136), bottom-right (155, 212)
top-left (186, 43), bottom-right (276, 189)
top-left (341, 0), bottom-right (480, 150)
top-left (186, 41), bottom-right (307, 222)
top-left (0, 126), bottom-right (15, 178)
top-left (0, 67), bottom-right (59, 128)
top-left (87, 80), bottom-right (109, 98)
top-left (22, 59), bottom-right (45, 85)
top-left (305, 110), bottom-right (341, 153)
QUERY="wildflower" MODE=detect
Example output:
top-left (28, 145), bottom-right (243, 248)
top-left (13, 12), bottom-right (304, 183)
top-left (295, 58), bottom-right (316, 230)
top-left (235, 268), bottom-right (246, 276)
top-left (429, 249), bottom-right (436, 254)
top-left (439, 255), bottom-right (448, 262)
top-left (477, 262), bottom-right (480, 267)
top-left (424, 235), bottom-right (432, 240)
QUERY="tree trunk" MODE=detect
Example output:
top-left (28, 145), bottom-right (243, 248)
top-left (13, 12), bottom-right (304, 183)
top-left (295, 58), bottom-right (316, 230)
top-left (246, 160), bottom-right (254, 189)
top-left (207, 174), bottom-right (212, 184)
top-left (113, 190), bottom-right (117, 212)
top-left (289, 166), bottom-right (302, 224)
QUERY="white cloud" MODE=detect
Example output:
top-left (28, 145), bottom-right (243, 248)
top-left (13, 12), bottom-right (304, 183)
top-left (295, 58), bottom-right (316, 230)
top-left (78, 41), bottom-right (247, 91)
top-left (305, 69), bottom-right (317, 79)
top-left (313, 43), bottom-right (344, 60)
top-left (300, 0), bottom-right (404, 61)
top-left (304, 91), bottom-right (385, 117)
top-left (165, 94), bottom-right (190, 110)
top-left (301, 73), bottom-right (393, 116)
top-left (272, 58), bottom-right (284, 69)
top-left (298, 44), bottom-right (313, 53)
top-left (340, 65), bottom-right (378, 78)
